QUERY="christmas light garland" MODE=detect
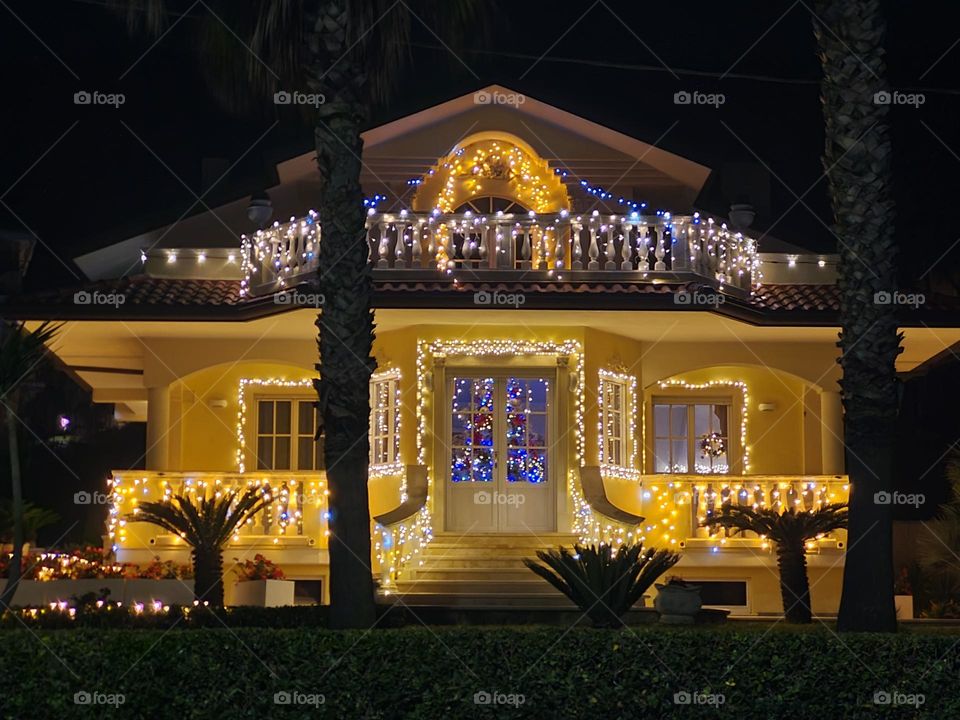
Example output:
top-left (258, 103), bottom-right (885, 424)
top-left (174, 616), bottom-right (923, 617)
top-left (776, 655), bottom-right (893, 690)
top-left (597, 368), bottom-right (640, 480)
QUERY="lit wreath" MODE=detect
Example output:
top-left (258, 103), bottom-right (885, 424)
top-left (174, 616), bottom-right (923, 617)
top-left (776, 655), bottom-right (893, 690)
top-left (699, 432), bottom-right (725, 458)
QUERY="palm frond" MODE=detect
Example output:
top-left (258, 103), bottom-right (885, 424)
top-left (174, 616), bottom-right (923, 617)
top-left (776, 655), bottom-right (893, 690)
top-left (524, 543), bottom-right (680, 627)
top-left (131, 486), bottom-right (270, 550)
top-left (0, 322), bottom-right (61, 397)
top-left (702, 503), bottom-right (848, 546)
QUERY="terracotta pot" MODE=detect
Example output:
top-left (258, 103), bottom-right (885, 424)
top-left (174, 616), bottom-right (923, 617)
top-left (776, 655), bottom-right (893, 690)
top-left (654, 583), bottom-right (702, 624)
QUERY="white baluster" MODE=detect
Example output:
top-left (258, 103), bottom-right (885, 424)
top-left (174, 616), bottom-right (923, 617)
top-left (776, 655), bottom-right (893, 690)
top-left (479, 224), bottom-right (489, 267)
top-left (554, 227), bottom-right (565, 271)
top-left (654, 222), bottom-right (667, 271)
top-left (537, 227), bottom-right (547, 270)
top-left (604, 217), bottom-right (617, 270)
top-left (571, 221), bottom-right (583, 270)
top-left (394, 222), bottom-right (406, 268)
top-left (637, 225), bottom-right (650, 272)
top-left (587, 216), bottom-right (599, 270)
top-left (377, 221), bottom-right (390, 268)
top-left (411, 224), bottom-right (422, 267)
top-left (620, 223), bottom-right (632, 270)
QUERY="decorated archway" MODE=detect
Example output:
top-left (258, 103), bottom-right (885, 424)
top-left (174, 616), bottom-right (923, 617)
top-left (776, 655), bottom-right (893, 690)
top-left (411, 132), bottom-right (571, 214)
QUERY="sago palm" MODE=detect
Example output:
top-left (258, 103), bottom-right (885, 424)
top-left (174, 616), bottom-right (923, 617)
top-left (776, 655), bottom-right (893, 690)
top-left (116, 0), bottom-right (486, 628)
top-left (703, 504), bottom-right (848, 623)
top-left (0, 321), bottom-right (60, 610)
top-left (524, 543), bottom-right (681, 628)
top-left (131, 486), bottom-right (270, 606)
top-left (814, 0), bottom-right (901, 632)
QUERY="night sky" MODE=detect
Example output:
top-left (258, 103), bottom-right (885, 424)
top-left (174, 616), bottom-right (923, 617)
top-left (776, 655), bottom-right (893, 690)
top-left (2, 0), bottom-right (960, 541)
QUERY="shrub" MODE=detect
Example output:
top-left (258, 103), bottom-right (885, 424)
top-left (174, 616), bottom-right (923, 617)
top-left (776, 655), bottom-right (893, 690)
top-left (524, 543), bottom-right (680, 627)
top-left (0, 626), bottom-right (957, 718)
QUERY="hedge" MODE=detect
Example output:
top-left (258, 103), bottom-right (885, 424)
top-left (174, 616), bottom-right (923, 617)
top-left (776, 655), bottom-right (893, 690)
top-left (0, 626), bottom-right (957, 719)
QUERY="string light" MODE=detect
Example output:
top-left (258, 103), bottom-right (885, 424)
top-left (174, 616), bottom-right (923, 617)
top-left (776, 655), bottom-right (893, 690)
top-left (597, 368), bottom-right (640, 480)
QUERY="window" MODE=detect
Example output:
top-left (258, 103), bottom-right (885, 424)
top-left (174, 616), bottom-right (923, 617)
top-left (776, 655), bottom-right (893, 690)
top-left (653, 400), bottom-right (731, 474)
top-left (370, 370), bottom-right (401, 469)
top-left (599, 370), bottom-right (636, 471)
top-left (255, 398), bottom-right (324, 471)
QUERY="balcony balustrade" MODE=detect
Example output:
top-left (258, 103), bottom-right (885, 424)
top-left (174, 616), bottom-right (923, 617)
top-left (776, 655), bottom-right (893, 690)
top-left (240, 210), bottom-right (759, 298)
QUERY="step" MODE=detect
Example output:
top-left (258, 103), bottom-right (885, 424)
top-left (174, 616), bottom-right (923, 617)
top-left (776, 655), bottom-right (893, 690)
top-left (395, 579), bottom-right (561, 595)
top-left (429, 533), bottom-right (577, 548)
top-left (415, 556), bottom-right (535, 569)
top-left (419, 545), bottom-right (565, 559)
top-left (384, 591), bottom-right (577, 608)
top-left (412, 566), bottom-right (537, 582)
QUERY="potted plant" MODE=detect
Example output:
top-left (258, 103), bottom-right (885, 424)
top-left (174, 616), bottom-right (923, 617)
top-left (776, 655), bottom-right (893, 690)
top-left (654, 576), bottom-right (702, 624)
top-left (123, 557), bottom-right (195, 606)
top-left (893, 566), bottom-right (914, 620)
top-left (232, 554), bottom-right (295, 607)
top-left (524, 543), bottom-right (680, 628)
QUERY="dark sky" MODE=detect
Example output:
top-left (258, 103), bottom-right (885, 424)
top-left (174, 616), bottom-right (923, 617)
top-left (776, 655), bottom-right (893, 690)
top-left (4, 0), bottom-right (960, 291)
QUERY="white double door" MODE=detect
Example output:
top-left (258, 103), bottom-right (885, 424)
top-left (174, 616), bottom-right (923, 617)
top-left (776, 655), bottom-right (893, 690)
top-left (445, 372), bottom-right (556, 533)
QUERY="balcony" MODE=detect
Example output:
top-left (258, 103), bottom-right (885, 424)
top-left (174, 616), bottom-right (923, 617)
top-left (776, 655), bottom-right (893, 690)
top-left (240, 210), bottom-right (760, 298)
top-left (108, 471), bottom-right (329, 557)
top-left (640, 474), bottom-right (849, 551)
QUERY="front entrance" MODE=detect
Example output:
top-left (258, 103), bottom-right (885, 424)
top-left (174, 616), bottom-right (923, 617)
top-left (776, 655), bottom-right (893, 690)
top-left (444, 373), bottom-right (556, 533)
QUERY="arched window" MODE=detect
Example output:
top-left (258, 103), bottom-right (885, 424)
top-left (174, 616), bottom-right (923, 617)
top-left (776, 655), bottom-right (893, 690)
top-left (454, 196), bottom-right (529, 215)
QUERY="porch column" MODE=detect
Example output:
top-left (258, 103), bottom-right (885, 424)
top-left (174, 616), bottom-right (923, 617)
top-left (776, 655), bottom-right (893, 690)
top-left (146, 385), bottom-right (170, 470)
top-left (820, 390), bottom-right (844, 475)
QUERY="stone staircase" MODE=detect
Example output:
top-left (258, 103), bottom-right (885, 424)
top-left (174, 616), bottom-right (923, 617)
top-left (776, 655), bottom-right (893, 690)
top-left (383, 533), bottom-right (579, 608)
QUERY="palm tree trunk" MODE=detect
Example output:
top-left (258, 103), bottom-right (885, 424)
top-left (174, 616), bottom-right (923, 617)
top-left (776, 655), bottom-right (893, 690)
top-left (193, 547), bottom-right (224, 607)
top-left (776, 544), bottom-right (812, 624)
top-left (306, 0), bottom-right (376, 629)
top-left (0, 397), bottom-right (23, 610)
top-left (814, 0), bottom-right (899, 632)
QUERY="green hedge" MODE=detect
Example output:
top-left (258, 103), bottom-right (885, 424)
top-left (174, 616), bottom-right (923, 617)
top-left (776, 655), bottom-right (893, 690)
top-left (0, 626), bottom-right (957, 719)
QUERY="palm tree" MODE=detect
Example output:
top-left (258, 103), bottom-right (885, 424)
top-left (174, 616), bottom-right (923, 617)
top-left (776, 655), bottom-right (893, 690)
top-left (132, 486), bottom-right (270, 606)
top-left (524, 543), bottom-right (681, 628)
top-left (813, 0), bottom-right (902, 632)
top-left (115, 0), bottom-right (486, 627)
top-left (703, 504), bottom-right (848, 624)
top-left (0, 321), bottom-right (59, 610)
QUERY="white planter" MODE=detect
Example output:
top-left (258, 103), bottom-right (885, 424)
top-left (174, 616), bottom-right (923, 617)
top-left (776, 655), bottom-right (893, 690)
top-left (895, 594), bottom-right (914, 620)
top-left (232, 579), bottom-right (295, 607)
top-left (10, 579), bottom-right (126, 607)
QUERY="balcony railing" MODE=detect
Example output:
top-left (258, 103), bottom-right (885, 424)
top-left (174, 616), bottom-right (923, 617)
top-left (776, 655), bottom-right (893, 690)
top-left (108, 471), bottom-right (329, 549)
top-left (240, 210), bottom-right (760, 298)
top-left (642, 474), bottom-right (849, 549)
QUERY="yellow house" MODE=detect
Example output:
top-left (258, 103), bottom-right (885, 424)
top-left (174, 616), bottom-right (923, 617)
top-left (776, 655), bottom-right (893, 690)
top-left (10, 86), bottom-right (960, 614)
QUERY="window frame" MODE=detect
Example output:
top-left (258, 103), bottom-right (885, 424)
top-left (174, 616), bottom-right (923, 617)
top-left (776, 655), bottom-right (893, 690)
top-left (369, 369), bottom-right (402, 471)
top-left (254, 395), bottom-right (324, 472)
top-left (598, 369), bottom-right (637, 476)
top-left (649, 394), bottom-right (738, 475)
